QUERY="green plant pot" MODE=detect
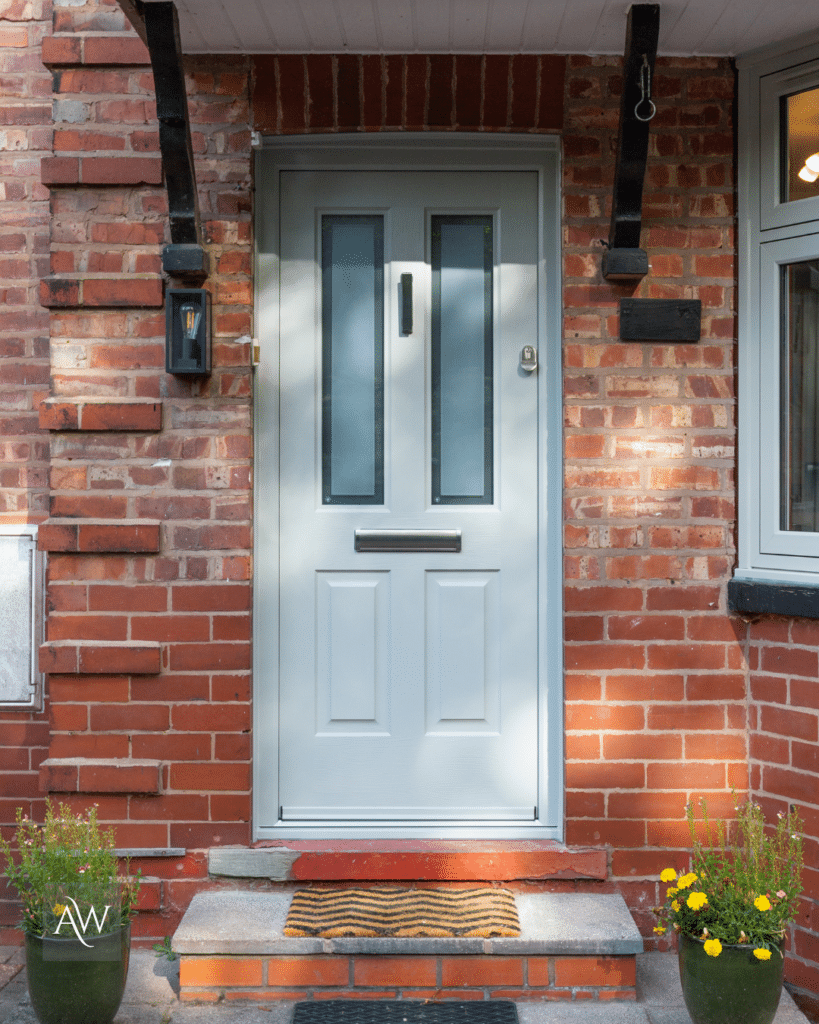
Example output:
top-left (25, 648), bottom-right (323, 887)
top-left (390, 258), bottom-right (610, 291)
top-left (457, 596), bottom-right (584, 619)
top-left (25, 925), bottom-right (130, 1024)
top-left (678, 932), bottom-right (785, 1024)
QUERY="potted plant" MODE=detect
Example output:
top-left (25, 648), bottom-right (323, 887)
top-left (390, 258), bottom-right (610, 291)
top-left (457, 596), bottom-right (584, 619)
top-left (0, 800), bottom-right (141, 1024)
top-left (653, 796), bottom-right (803, 1024)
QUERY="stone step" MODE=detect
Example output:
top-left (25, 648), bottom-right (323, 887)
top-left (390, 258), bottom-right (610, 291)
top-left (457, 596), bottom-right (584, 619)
top-left (174, 890), bottom-right (643, 1003)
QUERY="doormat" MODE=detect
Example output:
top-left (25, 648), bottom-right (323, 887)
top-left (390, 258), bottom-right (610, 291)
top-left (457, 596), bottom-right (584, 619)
top-left (294, 1002), bottom-right (519, 1024)
top-left (283, 887), bottom-right (520, 938)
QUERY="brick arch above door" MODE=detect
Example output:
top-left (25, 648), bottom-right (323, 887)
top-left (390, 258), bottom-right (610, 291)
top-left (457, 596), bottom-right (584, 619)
top-left (251, 54), bottom-right (566, 135)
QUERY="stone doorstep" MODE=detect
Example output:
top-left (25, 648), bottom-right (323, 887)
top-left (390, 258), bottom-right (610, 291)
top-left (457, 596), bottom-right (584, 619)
top-left (174, 891), bottom-right (643, 1002)
top-left (209, 842), bottom-right (609, 882)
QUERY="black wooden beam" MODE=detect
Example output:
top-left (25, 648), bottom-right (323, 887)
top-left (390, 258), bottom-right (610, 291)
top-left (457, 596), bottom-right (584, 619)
top-left (603, 3), bottom-right (660, 281)
top-left (142, 1), bottom-right (208, 279)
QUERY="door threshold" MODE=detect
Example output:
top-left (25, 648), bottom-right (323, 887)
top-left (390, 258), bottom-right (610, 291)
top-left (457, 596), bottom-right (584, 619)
top-left (210, 840), bottom-right (607, 881)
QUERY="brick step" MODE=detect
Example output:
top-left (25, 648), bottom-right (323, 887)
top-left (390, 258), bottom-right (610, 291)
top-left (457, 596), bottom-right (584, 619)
top-left (209, 841), bottom-right (608, 882)
top-left (173, 890), bottom-right (643, 1003)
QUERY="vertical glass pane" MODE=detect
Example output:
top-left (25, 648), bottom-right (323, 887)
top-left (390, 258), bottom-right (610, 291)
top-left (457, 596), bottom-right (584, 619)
top-left (431, 215), bottom-right (493, 505)
top-left (322, 215), bottom-right (384, 505)
top-left (781, 87), bottom-right (819, 204)
top-left (781, 259), bottom-right (819, 531)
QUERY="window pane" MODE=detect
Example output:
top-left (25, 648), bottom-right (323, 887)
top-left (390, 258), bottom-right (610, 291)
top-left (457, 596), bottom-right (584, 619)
top-left (321, 216), bottom-right (384, 505)
top-left (781, 87), bottom-right (819, 204)
top-left (431, 216), bottom-right (493, 505)
top-left (781, 259), bottom-right (819, 531)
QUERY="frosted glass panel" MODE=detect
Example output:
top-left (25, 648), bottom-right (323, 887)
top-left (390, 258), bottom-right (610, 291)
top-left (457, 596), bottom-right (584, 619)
top-left (322, 216), bottom-right (384, 504)
top-left (431, 216), bottom-right (493, 505)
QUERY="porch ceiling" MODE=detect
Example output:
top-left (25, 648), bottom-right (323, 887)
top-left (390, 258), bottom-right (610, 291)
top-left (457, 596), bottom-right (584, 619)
top-left (139, 0), bottom-right (819, 57)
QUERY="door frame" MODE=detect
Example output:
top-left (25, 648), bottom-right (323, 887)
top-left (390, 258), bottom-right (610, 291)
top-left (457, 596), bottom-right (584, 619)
top-left (253, 134), bottom-right (564, 840)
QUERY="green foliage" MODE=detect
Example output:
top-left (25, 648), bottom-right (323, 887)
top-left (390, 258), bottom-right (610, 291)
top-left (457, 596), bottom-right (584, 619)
top-left (152, 935), bottom-right (177, 961)
top-left (653, 796), bottom-right (802, 956)
top-left (0, 801), bottom-right (141, 938)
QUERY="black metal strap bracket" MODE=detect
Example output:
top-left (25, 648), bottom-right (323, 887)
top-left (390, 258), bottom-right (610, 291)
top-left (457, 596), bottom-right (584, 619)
top-left (117, 0), bottom-right (148, 46)
top-left (140, 1), bottom-right (208, 281)
top-left (602, 3), bottom-right (660, 281)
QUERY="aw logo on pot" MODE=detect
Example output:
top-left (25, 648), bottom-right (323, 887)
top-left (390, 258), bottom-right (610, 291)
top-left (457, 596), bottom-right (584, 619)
top-left (53, 897), bottom-right (111, 947)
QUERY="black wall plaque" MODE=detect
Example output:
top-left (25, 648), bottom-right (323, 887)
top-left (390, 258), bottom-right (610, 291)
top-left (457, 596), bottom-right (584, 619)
top-left (619, 298), bottom-right (701, 341)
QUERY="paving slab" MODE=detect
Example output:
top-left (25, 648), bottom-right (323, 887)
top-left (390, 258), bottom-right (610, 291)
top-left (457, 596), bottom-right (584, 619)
top-left (121, 949), bottom-right (180, 1003)
top-left (518, 1005), bottom-right (649, 1024)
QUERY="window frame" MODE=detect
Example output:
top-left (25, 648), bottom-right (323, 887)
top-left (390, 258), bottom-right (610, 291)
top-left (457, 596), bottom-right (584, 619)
top-left (736, 33), bottom-right (819, 589)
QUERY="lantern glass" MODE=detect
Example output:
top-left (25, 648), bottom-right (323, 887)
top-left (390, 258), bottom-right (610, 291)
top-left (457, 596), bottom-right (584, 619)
top-left (166, 289), bottom-right (210, 375)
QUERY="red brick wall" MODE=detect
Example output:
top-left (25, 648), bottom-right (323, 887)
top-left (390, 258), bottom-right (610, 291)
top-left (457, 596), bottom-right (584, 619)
top-left (560, 52), bottom-right (740, 933)
top-left (0, 0), bottom-right (255, 942)
top-left (748, 618), bottom-right (819, 1011)
top-left (0, 0), bottom-right (53, 931)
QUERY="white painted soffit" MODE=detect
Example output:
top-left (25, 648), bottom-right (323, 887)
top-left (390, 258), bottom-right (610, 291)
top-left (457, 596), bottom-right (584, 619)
top-left (137, 0), bottom-right (819, 58)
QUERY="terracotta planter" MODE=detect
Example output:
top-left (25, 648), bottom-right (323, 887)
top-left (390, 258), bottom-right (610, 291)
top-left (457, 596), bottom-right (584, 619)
top-left (678, 932), bottom-right (785, 1024)
top-left (25, 925), bottom-right (130, 1024)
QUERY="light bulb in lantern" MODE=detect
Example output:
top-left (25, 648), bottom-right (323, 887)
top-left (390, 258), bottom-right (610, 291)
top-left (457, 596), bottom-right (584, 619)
top-left (180, 303), bottom-right (201, 342)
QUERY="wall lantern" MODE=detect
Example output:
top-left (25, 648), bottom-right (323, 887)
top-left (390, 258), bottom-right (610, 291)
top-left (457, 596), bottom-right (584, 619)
top-left (166, 288), bottom-right (211, 375)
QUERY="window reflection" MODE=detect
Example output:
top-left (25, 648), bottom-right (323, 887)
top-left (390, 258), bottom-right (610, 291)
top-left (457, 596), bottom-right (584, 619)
top-left (781, 259), bottom-right (819, 531)
top-left (431, 216), bottom-right (494, 505)
top-left (321, 215), bottom-right (385, 505)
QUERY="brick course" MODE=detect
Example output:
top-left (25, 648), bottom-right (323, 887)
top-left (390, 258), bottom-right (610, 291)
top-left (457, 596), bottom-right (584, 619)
top-left (178, 953), bottom-right (636, 1002)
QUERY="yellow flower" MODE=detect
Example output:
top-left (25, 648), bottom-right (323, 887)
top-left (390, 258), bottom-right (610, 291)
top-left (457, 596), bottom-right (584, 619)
top-left (677, 872), bottom-right (698, 890)
top-left (653, 926), bottom-right (665, 934)
top-left (666, 887), bottom-right (678, 897)
top-left (672, 900), bottom-right (681, 912)
top-left (660, 868), bottom-right (677, 882)
top-left (687, 892), bottom-right (708, 910)
top-left (753, 948), bottom-right (772, 960)
top-left (53, 903), bottom-right (66, 915)
top-left (754, 895), bottom-right (772, 912)
top-left (704, 939), bottom-right (722, 957)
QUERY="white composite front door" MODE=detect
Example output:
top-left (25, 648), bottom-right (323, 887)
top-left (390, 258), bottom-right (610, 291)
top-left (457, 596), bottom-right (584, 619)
top-left (277, 169), bottom-right (540, 826)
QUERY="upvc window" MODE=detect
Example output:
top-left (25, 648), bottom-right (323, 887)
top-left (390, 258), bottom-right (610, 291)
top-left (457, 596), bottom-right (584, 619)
top-left (734, 40), bottom-right (819, 607)
top-left (0, 526), bottom-right (42, 709)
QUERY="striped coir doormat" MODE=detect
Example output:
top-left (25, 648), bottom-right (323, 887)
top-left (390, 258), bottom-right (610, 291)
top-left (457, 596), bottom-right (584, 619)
top-left (283, 887), bottom-right (520, 938)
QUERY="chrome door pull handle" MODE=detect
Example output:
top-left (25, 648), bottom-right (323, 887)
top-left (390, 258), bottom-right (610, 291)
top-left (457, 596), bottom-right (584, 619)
top-left (400, 273), bottom-right (413, 335)
top-left (355, 529), bottom-right (461, 552)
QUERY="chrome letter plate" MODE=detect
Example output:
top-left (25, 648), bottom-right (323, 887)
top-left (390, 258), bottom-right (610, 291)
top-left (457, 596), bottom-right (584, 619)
top-left (354, 529), bottom-right (462, 552)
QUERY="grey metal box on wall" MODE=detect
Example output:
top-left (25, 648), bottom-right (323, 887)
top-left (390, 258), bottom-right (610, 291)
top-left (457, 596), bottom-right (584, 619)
top-left (0, 527), bottom-right (43, 710)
